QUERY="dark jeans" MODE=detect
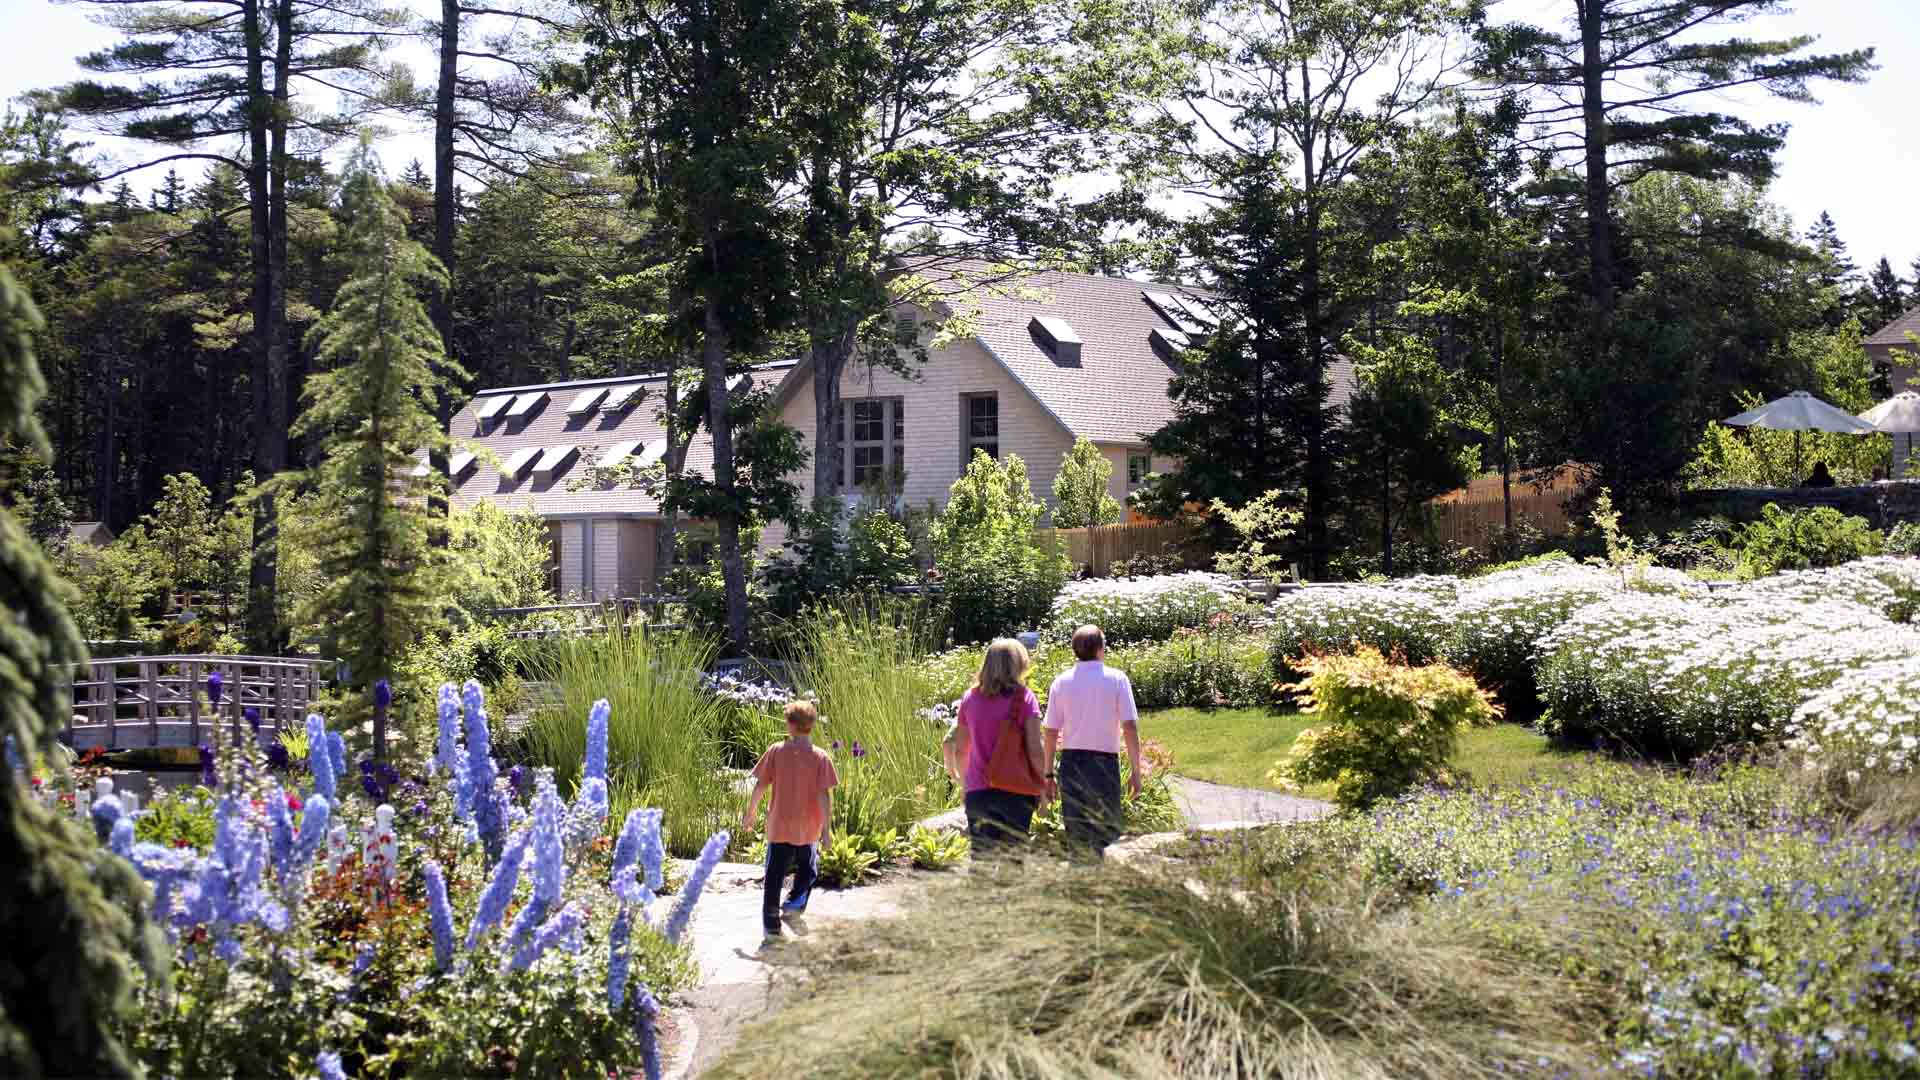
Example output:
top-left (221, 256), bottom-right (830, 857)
top-left (763, 842), bottom-right (817, 932)
top-left (1059, 749), bottom-right (1123, 853)
top-left (964, 788), bottom-right (1038, 856)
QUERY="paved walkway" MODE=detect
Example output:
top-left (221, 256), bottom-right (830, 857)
top-left (670, 776), bottom-right (1330, 1077)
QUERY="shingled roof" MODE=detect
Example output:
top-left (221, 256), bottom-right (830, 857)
top-left (1866, 304), bottom-right (1920, 349)
top-left (930, 266), bottom-right (1357, 445)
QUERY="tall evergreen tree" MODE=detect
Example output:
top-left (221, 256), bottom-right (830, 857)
top-left (1807, 209), bottom-right (1857, 327)
top-left (1478, 0), bottom-right (1874, 327)
top-left (282, 145), bottom-right (463, 757)
top-left (0, 265), bottom-right (160, 1079)
top-left (150, 168), bottom-right (187, 214)
top-left (1864, 257), bottom-right (1910, 329)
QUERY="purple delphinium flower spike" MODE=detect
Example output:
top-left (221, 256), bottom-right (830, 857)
top-left (566, 778), bottom-right (608, 852)
top-left (198, 743), bottom-right (216, 788)
top-left (245, 707), bottom-right (261, 735)
top-left (465, 829), bottom-right (529, 948)
top-left (316, 1049), bottom-right (347, 1080)
top-left (326, 731), bottom-right (347, 784)
top-left (109, 816), bottom-right (135, 858)
top-left (529, 774), bottom-right (566, 904)
top-left (292, 794), bottom-right (331, 878)
top-left (306, 714), bottom-right (336, 800)
top-left (461, 681), bottom-right (505, 862)
top-left (90, 793), bottom-right (124, 843)
top-left (266, 785), bottom-right (295, 880)
top-left (635, 987), bottom-right (663, 1080)
top-left (206, 670), bottom-right (224, 707)
top-left (607, 908), bottom-right (632, 1008)
top-left (585, 698), bottom-right (610, 782)
top-left (506, 900), bottom-right (584, 972)
top-left (432, 683), bottom-right (460, 779)
top-left (664, 830), bottom-right (730, 945)
top-left (423, 859), bottom-right (455, 972)
top-left (373, 678), bottom-right (391, 711)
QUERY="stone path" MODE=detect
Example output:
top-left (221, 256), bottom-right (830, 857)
top-left (668, 777), bottom-right (1331, 1077)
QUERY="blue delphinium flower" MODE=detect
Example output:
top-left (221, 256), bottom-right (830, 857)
top-left (565, 778), bottom-right (608, 852)
top-left (293, 794), bottom-right (331, 878)
top-left (306, 714), bottom-right (336, 800)
top-left (506, 900), bottom-right (585, 972)
top-left (529, 774), bottom-right (566, 904)
top-left (327, 731), bottom-right (347, 784)
top-left (352, 942), bottom-right (376, 977)
top-left (612, 809), bottom-right (663, 907)
top-left (266, 786), bottom-right (296, 880)
top-left (265, 739), bottom-right (290, 771)
top-left (90, 793), bottom-right (124, 843)
top-left (206, 670), bottom-right (223, 707)
top-left (607, 908), bottom-right (633, 1008)
top-left (316, 1049), bottom-right (347, 1080)
top-left (373, 678), bottom-right (392, 711)
top-left (245, 707), bottom-right (261, 736)
top-left (422, 859), bottom-right (456, 973)
top-left (461, 681), bottom-right (506, 861)
top-left (109, 816), bottom-right (135, 858)
top-left (466, 829), bottom-right (529, 948)
top-left (637, 809), bottom-right (667, 892)
top-left (128, 841), bottom-right (198, 935)
top-left (508, 764), bottom-right (527, 798)
top-left (634, 986), bottom-right (663, 1080)
top-left (664, 830), bottom-right (730, 945)
top-left (197, 742), bottom-right (216, 788)
top-left (432, 683), bottom-right (461, 779)
top-left (585, 698), bottom-right (610, 782)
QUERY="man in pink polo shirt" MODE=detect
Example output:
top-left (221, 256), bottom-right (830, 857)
top-left (1042, 624), bottom-right (1143, 854)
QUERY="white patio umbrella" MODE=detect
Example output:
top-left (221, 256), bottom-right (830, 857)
top-left (1860, 391), bottom-right (1920, 477)
top-left (1722, 390), bottom-right (1877, 480)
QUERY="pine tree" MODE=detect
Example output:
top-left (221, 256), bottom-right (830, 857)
top-left (150, 167), bottom-right (186, 214)
top-left (1865, 258), bottom-right (1909, 329)
top-left (284, 145), bottom-right (464, 757)
top-left (0, 265), bottom-right (160, 1078)
top-left (1052, 436), bottom-right (1121, 529)
top-left (400, 158), bottom-right (432, 191)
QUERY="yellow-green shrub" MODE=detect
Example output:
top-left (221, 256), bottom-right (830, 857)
top-left (1271, 646), bottom-right (1499, 809)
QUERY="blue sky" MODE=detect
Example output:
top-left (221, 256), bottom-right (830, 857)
top-left (7, 0), bottom-right (1919, 278)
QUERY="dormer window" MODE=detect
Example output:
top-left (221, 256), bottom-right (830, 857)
top-left (1029, 316), bottom-right (1082, 364)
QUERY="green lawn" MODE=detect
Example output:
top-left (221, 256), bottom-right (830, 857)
top-left (1138, 707), bottom-right (1590, 794)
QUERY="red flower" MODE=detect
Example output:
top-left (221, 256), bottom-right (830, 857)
top-left (286, 793), bottom-right (304, 812)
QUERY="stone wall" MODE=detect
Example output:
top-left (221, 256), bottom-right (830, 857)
top-left (1680, 481), bottom-right (1920, 528)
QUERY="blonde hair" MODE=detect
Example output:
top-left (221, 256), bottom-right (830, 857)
top-left (972, 638), bottom-right (1031, 697)
top-left (783, 699), bottom-right (818, 733)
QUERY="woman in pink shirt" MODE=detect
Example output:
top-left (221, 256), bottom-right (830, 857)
top-left (946, 638), bottom-right (1048, 854)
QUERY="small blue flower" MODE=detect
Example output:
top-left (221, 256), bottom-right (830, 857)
top-left (466, 829), bottom-right (528, 948)
top-left (306, 714), bottom-right (336, 800)
top-left (585, 698), bottom-right (610, 783)
top-left (664, 830), bottom-right (729, 945)
top-left (316, 1049), bottom-right (347, 1080)
top-left (422, 860), bottom-right (456, 972)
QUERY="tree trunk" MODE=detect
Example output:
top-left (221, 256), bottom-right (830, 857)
top-left (243, 0), bottom-right (278, 653)
top-left (427, 0), bottom-right (460, 546)
top-left (1496, 324), bottom-right (1513, 550)
top-left (1299, 60), bottom-right (1331, 581)
top-left (811, 335), bottom-right (842, 507)
top-left (701, 295), bottom-right (749, 653)
top-left (1578, 0), bottom-right (1614, 322)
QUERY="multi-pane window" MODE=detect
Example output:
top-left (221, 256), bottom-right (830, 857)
top-left (963, 393), bottom-right (999, 463)
top-left (829, 397), bottom-right (906, 491)
top-left (1128, 453), bottom-right (1152, 485)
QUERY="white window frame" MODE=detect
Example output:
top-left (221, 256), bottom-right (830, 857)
top-left (1128, 453), bottom-right (1152, 486)
top-left (962, 392), bottom-right (999, 464)
top-left (830, 396), bottom-right (906, 491)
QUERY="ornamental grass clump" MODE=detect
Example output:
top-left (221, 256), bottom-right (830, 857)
top-left (1272, 647), bottom-right (1499, 810)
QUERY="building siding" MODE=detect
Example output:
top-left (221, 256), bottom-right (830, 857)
top-left (775, 336), bottom-right (1077, 526)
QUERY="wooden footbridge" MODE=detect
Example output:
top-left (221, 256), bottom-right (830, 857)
top-left (65, 655), bottom-right (330, 751)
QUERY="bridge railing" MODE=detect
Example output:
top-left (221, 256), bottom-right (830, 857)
top-left (65, 654), bottom-right (331, 751)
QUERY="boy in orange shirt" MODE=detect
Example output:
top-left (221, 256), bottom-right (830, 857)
top-left (741, 700), bottom-right (838, 937)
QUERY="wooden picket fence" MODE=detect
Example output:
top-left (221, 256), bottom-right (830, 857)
top-left (1427, 466), bottom-right (1583, 552)
top-left (1037, 521), bottom-right (1200, 577)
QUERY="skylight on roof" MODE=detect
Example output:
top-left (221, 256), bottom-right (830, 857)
top-left (533, 445), bottom-right (577, 477)
top-left (476, 395), bottom-right (514, 422)
top-left (598, 439), bottom-right (642, 468)
top-left (1150, 326), bottom-right (1192, 361)
top-left (638, 439), bottom-right (667, 466)
top-left (507, 392), bottom-right (546, 419)
top-left (566, 387), bottom-right (609, 415)
top-left (1144, 291), bottom-right (1210, 336)
top-left (602, 384), bottom-right (644, 412)
top-left (502, 446), bottom-right (541, 478)
top-left (1174, 294), bottom-right (1218, 330)
top-left (449, 450), bottom-right (477, 478)
top-left (1029, 315), bottom-right (1083, 363)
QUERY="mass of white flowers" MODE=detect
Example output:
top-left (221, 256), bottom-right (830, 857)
top-left (1047, 571), bottom-right (1245, 644)
top-left (1787, 656), bottom-right (1920, 785)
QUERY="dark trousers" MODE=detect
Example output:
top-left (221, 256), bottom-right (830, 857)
top-left (763, 842), bottom-right (817, 932)
top-left (1059, 749), bottom-right (1123, 853)
top-left (964, 788), bottom-right (1038, 856)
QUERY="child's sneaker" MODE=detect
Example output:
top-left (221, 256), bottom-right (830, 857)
top-left (780, 893), bottom-right (810, 919)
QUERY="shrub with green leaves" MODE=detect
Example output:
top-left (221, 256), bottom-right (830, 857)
top-left (933, 451), bottom-right (1070, 643)
top-left (817, 834), bottom-right (880, 887)
top-left (1735, 502), bottom-right (1883, 576)
top-left (905, 825), bottom-right (968, 870)
top-left (1108, 632), bottom-right (1273, 709)
top-left (1886, 520), bottom-right (1920, 557)
top-left (1271, 646), bottom-right (1498, 810)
